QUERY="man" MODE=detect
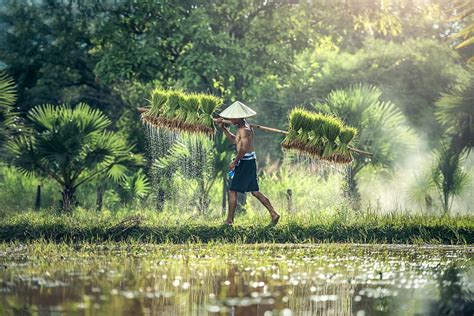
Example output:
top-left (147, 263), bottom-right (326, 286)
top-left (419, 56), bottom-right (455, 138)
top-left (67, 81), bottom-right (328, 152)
top-left (216, 101), bottom-right (281, 226)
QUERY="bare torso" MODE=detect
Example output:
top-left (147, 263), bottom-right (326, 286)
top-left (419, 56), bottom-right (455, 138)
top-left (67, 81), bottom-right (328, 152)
top-left (235, 124), bottom-right (254, 153)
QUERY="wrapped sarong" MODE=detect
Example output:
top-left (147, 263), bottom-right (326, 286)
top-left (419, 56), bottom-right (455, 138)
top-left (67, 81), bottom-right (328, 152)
top-left (229, 152), bottom-right (259, 193)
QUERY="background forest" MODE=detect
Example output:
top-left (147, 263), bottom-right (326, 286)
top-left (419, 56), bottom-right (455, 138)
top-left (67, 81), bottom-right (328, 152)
top-left (0, 0), bottom-right (472, 216)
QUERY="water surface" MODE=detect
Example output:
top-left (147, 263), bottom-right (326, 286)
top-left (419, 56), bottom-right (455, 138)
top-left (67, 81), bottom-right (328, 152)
top-left (0, 243), bottom-right (472, 315)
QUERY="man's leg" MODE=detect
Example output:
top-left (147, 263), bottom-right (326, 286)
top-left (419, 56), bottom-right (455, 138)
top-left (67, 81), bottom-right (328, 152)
top-left (225, 190), bottom-right (238, 225)
top-left (251, 191), bottom-right (281, 224)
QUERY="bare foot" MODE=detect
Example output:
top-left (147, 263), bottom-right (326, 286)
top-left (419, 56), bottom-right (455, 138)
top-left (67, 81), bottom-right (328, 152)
top-left (271, 213), bottom-right (281, 226)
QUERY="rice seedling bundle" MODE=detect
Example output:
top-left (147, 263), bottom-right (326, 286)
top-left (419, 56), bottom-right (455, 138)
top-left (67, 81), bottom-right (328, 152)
top-left (282, 108), bottom-right (357, 164)
top-left (142, 88), bottom-right (223, 137)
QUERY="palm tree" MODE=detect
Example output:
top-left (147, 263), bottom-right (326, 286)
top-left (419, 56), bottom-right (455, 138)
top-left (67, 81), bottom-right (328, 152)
top-left (0, 72), bottom-right (17, 156)
top-left (9, 103), bottom-right (144, 212)
top-left (314, 84), bottom-right (414, 202)
top-left (435, 72), bottom-right (473, 155)
top-left (152, 131), bottom-right (232, 213)
top-left (432, 142), bottom-right (469, 214)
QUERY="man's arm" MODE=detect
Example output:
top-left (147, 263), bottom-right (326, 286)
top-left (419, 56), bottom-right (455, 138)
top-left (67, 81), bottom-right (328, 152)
top-left (222, 126), bottom-right (236, 143)
top-left (216, 118), bottom-right (236, 143)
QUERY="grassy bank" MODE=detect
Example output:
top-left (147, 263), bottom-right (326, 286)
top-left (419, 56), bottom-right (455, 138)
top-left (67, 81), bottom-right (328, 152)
top-left (0, 209), bottom-right (472, 244)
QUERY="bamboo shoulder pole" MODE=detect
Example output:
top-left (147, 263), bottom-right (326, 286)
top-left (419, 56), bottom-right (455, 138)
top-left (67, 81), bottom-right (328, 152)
top-left (137, 107), bottom-right (373, 156)
top-left (214, 118), bottom-right (288, 135)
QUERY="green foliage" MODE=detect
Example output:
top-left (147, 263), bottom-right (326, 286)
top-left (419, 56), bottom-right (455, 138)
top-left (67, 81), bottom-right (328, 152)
top-left (435, 72), bottom-right (474, 153)
top-left (148, 88), bottom-right (169, 117)
top-left (116, 169), bottom-right (151, 206)
top-left (0, 72), bottom-right (16, 156)
top-left (407, 168), bottom-right (436, 213)
top-left (251, 162), bottom-right (347, 214)
top-left (0, 164), bottom-right (57, 213)
top-left (314, 84), bottom-right (414, 201)
top-left (432, 142), bottom-right (470, 214)
top-left (9, 103), bottom-right (144, 211)
top-left (0, 2), bottom-right (126, 116)
top-left (450, 0), bottom-right (474, 63)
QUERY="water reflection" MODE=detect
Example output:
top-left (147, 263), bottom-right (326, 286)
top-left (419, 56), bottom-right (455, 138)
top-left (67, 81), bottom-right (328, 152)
top-left (0, 244), bottom-right (472, 315)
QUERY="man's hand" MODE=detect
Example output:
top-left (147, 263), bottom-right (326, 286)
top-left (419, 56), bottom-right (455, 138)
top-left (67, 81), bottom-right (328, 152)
top-left (229, 160), bottom-right (236, 171)
top-left (215, 117), bottom-right (226, 130)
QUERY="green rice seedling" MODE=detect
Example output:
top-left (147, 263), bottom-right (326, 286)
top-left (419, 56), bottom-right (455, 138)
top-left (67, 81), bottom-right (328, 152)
top-left (339, 127), bottom-right (357, 145)
top-left (164, 90), bottom-right (182, 120)
top-left (197, 94), bottom-right (223, 135)
top-left (334, 127), bottom-right (357, 163)
top-left (148, 88), bottom-right (168, 117)
top-left (171, 91), bottom-right (188, 127)
top-left (306, 114), bottom-right (326, 155)
top-left (200, 94), bottom-right (222, 116)
top-left (291, 110), bottom-right (312, 151)
top-left (184, 94), bottom-right (201, 126)
top-left (322, 115), bottom-right (343, 159)
top-left (283, 107), bottom-right (306, 146)
top-left (311, 113), bottom-right (326, 137)
top-left (323, 115), bottom-right (343, 143)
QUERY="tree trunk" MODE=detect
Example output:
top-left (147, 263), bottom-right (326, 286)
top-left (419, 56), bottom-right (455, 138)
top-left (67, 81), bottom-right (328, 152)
top-left (96, 185), bottom-right (103, 212)
top-left (443, 191), bottom-right (449, 214)
top-left (60, 186), bottom-right (75, 213)
top-left (286, 189), bottom-right (293, 212)
top-left (156, 188), bottom-right (165, 211)
top-left (34, 185), bottom-right (41, 211)
top-left (198, 177), bottom-right (206, 213)
top-left (345, 165), bottom-right (361, 210)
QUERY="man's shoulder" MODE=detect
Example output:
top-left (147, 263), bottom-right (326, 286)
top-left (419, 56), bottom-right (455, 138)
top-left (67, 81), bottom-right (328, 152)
top-left (238, 126), bottom-right (252, 134)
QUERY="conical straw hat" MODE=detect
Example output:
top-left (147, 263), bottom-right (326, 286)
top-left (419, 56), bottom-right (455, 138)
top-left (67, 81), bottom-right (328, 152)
top-left (218, 101), bottom-right (257, 119)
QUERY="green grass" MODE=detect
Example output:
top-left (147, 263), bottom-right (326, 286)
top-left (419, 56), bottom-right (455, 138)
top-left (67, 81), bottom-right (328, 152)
top-left (0, 208), bottom-right (472, 244)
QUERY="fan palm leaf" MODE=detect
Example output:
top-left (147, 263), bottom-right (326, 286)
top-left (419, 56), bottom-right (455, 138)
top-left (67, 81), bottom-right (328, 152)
top-left (435, 73), bottom-right (474, 153)
top-left (0, 72), bottom-right (17, 153)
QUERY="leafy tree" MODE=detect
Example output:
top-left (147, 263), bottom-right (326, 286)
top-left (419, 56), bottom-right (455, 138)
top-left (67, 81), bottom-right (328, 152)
top-left (314, 84), bottom-right (414, 201)
top-left (450, 0), bottom-right (474, 63)
top-left (0, 72), bottom-right (16, 156)
top-left (9, 103), bottom-right (143, 211)
top-left (0, 2), bottom-right (121, 115)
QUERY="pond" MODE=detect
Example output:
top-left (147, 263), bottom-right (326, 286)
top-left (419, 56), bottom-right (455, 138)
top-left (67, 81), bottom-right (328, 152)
top-left (0, 243), bottom-right (472, 315)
